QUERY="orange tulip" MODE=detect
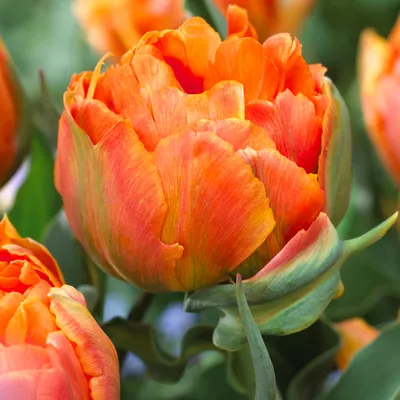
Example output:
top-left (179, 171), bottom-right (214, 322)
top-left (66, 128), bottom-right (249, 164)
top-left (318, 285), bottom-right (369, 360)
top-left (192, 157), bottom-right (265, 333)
top-left (74, 0), bottom-right (186, 56)
top-left (335, 318), bottom-right (379, 370)
top-left (214, 0), bottom-right (316, 41)
top-left (0, 216), bottom-right (119, 399)
top-left (359, 17), bottom-right (400, 186)
top-left (55, 7), bottom-right (350, 292)
top-left (0, 39), bottom-right (23, 188)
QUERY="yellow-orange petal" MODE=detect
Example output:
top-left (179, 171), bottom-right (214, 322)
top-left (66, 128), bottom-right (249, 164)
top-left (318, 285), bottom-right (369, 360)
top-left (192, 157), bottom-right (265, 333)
top-left (189, 118), bottom-right (276, 151)
top-left (49, 285), bottom-right (119, 399)
top-left (0, 216), bottom-right (64, 287)
top-left (186, 81), bottom-right (245, 123)
top-left (227, 5), bottom-right (258, 40)
top-left (239, 148), bottom-right (324, 270)
top-left (152, 129), bottom-right (275, 291)
top-left (55, 105), bottom-right (184, 291)
top-left (246, 90), bottom-right (321, 173)
top-left (205, 37), bottom-right (279, 102)
top-left (335, 318), bottom-right (379, 370)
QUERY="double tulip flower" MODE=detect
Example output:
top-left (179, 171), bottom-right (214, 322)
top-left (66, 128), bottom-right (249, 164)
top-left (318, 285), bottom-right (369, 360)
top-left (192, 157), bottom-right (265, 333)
top-left (55, 7), bottom-right (351, 293)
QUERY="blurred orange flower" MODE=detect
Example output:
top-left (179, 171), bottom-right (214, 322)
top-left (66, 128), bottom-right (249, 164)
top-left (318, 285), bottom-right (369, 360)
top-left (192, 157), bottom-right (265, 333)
top-left (335, 318), bottom-right (379, 370)
top-left (0, 39), bottom-right (21, 188)
top-left (55, 7), bottom-right (349, 292)
top-left (359, 17), bottom-right (400, 186)
top-left (74, 0), bottom-right (186, 56)
top-left (214, 0), bottom-right (316, 41)
top-left (0, 216), bottom-right (119, 399)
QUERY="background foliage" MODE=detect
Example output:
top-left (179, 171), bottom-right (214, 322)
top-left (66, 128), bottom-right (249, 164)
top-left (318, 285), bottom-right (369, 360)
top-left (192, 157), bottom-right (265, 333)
top-left (1, 0), bottom-right (400, 398)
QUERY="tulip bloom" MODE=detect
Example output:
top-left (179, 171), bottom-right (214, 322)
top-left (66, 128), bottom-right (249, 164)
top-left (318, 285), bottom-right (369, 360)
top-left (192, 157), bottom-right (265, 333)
top-left (74, 0), bottom-right (186, 56)
top-left (359, 18), bottom-right (400, 186)
top-left (335, 318), bottom-right (379, 370)
top-left (56, 7), bottom-right (350, 292)
top-left (0, 216), bottom-right (119, 399)
top-left (0, 39), bottom-right (23, 188)
top-left (214, 0), bottom-right (316, 41)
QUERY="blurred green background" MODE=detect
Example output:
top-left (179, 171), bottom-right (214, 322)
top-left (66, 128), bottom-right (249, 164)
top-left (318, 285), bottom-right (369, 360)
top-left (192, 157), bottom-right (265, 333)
top-left (1, 0), bottom-right (400, 398)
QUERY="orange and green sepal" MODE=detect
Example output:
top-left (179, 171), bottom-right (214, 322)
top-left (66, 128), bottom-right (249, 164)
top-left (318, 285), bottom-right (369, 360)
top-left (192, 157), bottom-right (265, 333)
top-left (185, 212), bottom-right (398, 351)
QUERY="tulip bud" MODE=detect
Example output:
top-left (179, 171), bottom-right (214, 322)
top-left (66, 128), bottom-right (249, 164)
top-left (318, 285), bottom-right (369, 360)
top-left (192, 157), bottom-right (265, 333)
top-left (56, 7), bottom-right (355, 293)
top-left (335, 318), bottom-right (379, 370)
top-left (215, 0), bottom-right (316, 42)
top-left (74, 0), bottom-right (186, 56)
top-left (0, 38), bottom-right (29, 189)
top-left (0, 216), bottom-right (119, 399)
top-left (359, 18), bottom-right (400, 187)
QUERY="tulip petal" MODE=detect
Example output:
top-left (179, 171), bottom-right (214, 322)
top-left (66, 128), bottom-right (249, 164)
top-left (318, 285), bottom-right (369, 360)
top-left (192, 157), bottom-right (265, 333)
top-left (205, 37), bottom-right (279, 102)
top-left (186, 81), bottom-right (245, 123)
top-left (238, 148), bottom-right (324, 274)
top-left (56, 102), bottom-right (184, 291)
top-left (153, 130), bottom-right (275, 291)
top-left (263, 34), bottom-right (316, 98)
top-left (246, 90), bottom-right (321, 173)
top-left (49, 285), bottom-right (119, 400)
top-left (189, 118), bottom-right (276, 151)
top-left (227, 5), bottom-right (258, 40)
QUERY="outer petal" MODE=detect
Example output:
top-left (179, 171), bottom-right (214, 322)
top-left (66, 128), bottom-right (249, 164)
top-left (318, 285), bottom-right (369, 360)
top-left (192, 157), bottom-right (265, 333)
top-left (238, 148), bottom-right (324, 274)
top-left (152, 130), bottom-right (275, 291)
top-left (0, 216), bottom-right (64, 287)
top-left (49, 285), bottom-right (119, 400)
top-left (189, 118), bottom-right (276, 151)
top-left (204, 37), bottom-right (279, 102)
top-left (359, 29), bottom-right (400, 185)
top-left (246, 90), bottom-right (321, 173)
top-left (55, 99), bottom-right (184, 291)
top-left (335, 318), bottom-right (379, 370)
top-left (227, 5), bottom-right (258, 40)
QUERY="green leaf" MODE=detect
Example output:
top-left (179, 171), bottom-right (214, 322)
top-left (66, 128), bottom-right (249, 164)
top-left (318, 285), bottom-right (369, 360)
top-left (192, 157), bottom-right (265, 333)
top-left (9, 130), bottom-right (61, 240)
top-left (324, 323), bottom-right (400, 400)
top-left (102, 318), bottom-right (219, 382)
top-left (185, 213), bottom-right (397, 351)
top-left (43, 210), bottom-right (90, 287)
top-left (232, 274), bottom-right (276, 400)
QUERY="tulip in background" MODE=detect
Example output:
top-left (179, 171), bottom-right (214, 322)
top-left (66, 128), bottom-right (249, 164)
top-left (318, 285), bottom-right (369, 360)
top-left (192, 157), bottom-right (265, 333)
top-left (55, 6), bottom-right (352, 294)
top-left (0, 39), bottom-right (29, 189)
top-left (359, 17), bottom-right (400, 187)
top-left (213, 0), bottom-right (316, 41)
top-left (74, 0), bottom-right (186, 56)
top-left (0, 216), bottom-right (120, 399)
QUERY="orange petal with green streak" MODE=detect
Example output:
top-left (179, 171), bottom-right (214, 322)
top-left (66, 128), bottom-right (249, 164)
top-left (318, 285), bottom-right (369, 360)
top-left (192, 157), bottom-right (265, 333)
top-left (246, 90), bottom-right (321, 173)
top-left (189, 118), bottom-right (276, 151)
top-left (263, 33), bottom-right (316, 98)
top-left (239, 148), bottom-right (324, 272)
top-left (55, 101), bottom-right (184, 291)
top-left (205, 37), bottom-right (279, 102)
top-left (152, 129), bottom-right (275, 291)
top-left (0, 216), bottom-right (64, 287)
top-left (226, 5), bottom-right (258, 40)
top-left (335, 318), bottom-right (379, 370)
top-left (186, 81), bottom-right (245, 123)
top-left (49, 285), bottom-right (119, 399)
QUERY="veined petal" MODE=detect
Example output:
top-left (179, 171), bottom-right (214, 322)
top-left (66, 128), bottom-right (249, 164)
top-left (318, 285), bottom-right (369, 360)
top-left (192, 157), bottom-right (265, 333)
top-left (55, 102), bottom-right (184, 291)
top-left (226, 5), bottom-right (258, 40)
top-left (238, 148), bottom-right (324, 274)
top-left (205, 37), bottom-right (279, 102)
top-left (152, 130), bottom-right (275, 291)
top-left (49, 285), bottom-right (119, 400)
top-left (186, 81), bottom-right (245, 123)
top-left (189, 118), bottom-right (276, 151)
top-left (246, 90), bottom-right (321, 173)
